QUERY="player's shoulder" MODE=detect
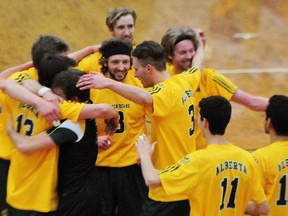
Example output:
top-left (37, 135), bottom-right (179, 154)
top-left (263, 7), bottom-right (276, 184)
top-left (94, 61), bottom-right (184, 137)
top-left (78, 52), bottom-right (102, 66)
top-left (124, 74), bottom-right (143, 87)
top-left (148, 82), bottom-right (167, 95)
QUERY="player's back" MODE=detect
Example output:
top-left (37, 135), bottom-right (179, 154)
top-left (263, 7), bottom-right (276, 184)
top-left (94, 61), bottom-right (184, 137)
top-left (187, 143), bottom-right (265, 216)
top-left (252, 141), bottom-right (288, 215)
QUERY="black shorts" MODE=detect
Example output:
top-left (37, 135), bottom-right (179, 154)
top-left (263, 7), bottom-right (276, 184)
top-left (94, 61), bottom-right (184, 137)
top-left (140, 197), bottom-right (190, 216)
top-left (8, 205), bottom-right (55, 216)
top-left (0, 159), bottom-right (10, 216)
top-left (96, 164), bottom-right (148, 216)
top-left (56, 169), bottom-right (101, 216)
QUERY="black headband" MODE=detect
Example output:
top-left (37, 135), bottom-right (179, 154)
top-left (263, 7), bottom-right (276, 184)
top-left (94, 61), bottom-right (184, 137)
top-left (102, 46), bottom-right (131, 59)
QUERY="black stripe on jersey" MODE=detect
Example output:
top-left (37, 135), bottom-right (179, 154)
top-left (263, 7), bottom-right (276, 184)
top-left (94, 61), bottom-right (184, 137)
top-left (213, 75), bottom-right (237, 94)
top-left (149, 84), bottom-right (164, 95)
top-left (182, 67), bottom-right (198, 75)
top-left (14, 73), bottom-right (32, 84)
top-left (158, 163), bottom-right (181, 175)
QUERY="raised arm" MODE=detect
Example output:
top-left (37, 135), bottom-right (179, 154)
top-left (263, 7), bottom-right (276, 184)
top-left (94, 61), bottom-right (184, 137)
top-left (0, 61), bottom-right (33, 80)
top-left (191, 29), bottom-right (205, 71)
top-left (76, 72), bottom-right (153, 113)
top-left (69, 45), bottom-right (101, 62)
top-left (231, 89), bottom-right (268, 111)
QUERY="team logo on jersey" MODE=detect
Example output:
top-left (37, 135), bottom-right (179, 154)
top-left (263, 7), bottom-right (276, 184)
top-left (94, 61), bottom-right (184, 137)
top-left (179, 155), bottom-right (191, 165)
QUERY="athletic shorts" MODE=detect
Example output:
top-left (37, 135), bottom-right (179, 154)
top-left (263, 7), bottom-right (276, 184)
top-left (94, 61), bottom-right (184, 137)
top-left (140, 197), bottom-right (190, 216)
top-left (96, 164), bottom-right (148, 216)
top-left (0, 159), bottom-right (10, 216)
top-left (56, 169), bottom-right (101, 216)
top-left (8, 206), bottom-right (55, 216)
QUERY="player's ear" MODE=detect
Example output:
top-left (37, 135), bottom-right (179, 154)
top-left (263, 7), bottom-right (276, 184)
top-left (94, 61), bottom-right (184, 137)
top-left (145, 64), bottom-right (153, 74)
top-left (108, 27), bottom-right (115, 36)
top-left (266, 118), bottom-right (272, 130)
top-left (203, 118), bottom-right (209, 128)
top-left (167, 54), bottom-right (173, 62)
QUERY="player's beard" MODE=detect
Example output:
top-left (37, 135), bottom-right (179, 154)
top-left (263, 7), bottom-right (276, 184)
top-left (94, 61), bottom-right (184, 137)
top-left (108, 70), bottom-right (128, 82)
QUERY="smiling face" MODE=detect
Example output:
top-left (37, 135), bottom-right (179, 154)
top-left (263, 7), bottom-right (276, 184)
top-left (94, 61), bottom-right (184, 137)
top-left (106, 54), bottom-right (131, 81)
top-left (132, 57), bottom-right (154, 88)
top-left (110, 14), bottom-right (135, 42)
top-left (169, 39), bottom-right (196, 74)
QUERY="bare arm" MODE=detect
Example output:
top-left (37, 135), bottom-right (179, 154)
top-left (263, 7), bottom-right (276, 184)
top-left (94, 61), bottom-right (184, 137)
top-left (245, 200), bottom-right (269, 215)
top-left (7, 119), bottom-right (81, 154)
top-left (76, 72), bottom-right (154, 113)
top-left (231, 89), bottom-right (268, 111)
top-left (2, 79), bottom-right (60, 123)
top-left (78, 103), bottom-right (119, 134)
top-left (7, 125), bottom-right (56, 154)
top-left (135, 134), bottom-right (160, 187)
top-left (69, 45), bottom-right (101, 62)
top-left (192, 29), bottom-right (205, 71)
top-left (0, 61), bottom-right (33, 80)
top-left (22, 79), bottom-right (63, 104)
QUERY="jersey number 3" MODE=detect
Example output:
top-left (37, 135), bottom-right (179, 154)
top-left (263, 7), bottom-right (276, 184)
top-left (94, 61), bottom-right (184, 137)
top-left (188, 104), bottom-right (195, 136)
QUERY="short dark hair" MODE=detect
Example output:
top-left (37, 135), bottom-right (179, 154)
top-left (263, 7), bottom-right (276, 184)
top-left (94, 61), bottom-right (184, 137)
top-left (37, 54), bottom-right (77, 88)
top-left (266, 95), bottom-right (288, 136)
top-left (99, 38), bottom-right (132, 74)
top-left (132, 41), bottom-right (166, 71)
top-left (199, 96), bottom-right (231, 135)
top-left (51, 69), bottom-right (89, 102)
top-left (32, 34), bottom-right (69, 69)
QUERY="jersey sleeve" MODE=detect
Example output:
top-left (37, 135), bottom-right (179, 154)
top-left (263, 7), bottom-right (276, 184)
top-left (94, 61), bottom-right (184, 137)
top-left (8, 67), bottom-right (39, 82)
top-left (159, 154), bottom-right (200, 196)
top-left (148, 83), bottom-right (172, 117)
top-left (251, 150), bottom-right (267, 188)
top-left (59, 100), bottom-right (86, 122)
top-left (249, 157), bottom-right (268, 204)
top-left (180, 67), bottom-right (201, 91)
top-left (200, 68), bottom-right (238, 100)
top-left (47, 120), bottom-right (84, 146)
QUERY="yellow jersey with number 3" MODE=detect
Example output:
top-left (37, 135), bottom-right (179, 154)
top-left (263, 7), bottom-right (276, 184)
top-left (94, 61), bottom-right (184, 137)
top-left (93, 74), bottom-right (146, 167)
top-left (148, 67), bottom-right (200, 202)
top-left (167, 64), bottom-right (237, 150)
